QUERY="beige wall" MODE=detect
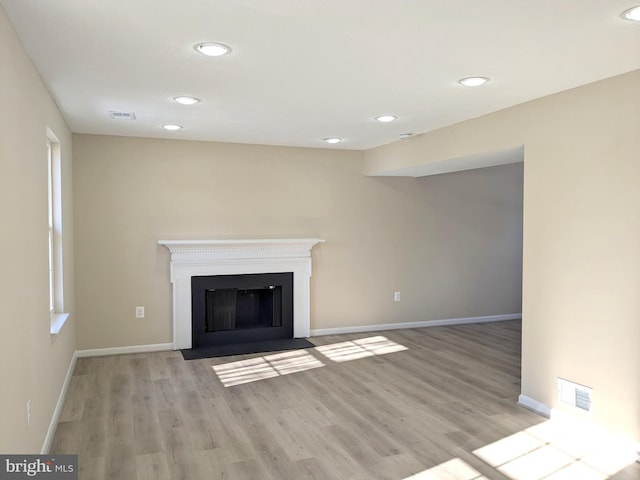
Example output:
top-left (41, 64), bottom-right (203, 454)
top-left (0, 6), bottom-right (75, 452)
top-left (72, 134), bottom-right (523, 350)
top-left (365, 70), bottom-right (640, 441)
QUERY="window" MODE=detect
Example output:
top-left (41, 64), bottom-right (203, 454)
top-left (47, 140), bottom-right (54, 312)
top-left (47, 128), bottom-right (68, 334)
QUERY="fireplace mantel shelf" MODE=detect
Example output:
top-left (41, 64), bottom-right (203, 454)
top-left (158, 238), bottom-right (325, 349)
top-left (158, 238), bottom-right (325, 257)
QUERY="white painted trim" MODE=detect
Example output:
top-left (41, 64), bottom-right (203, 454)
top-left (157, 238), bottom-right (325, 255)
top-left (41, 351), bottom-right (77, 454)
top-left (76, 343), bottom-right (173, 358)
top-left (310, 313), bottom-right (521, 337)
top-left (50, 312), bottom-right (70, 335)
top-left (158, 238), bottom-right (324, 349)
top-left (518, 394), bottom-right (552, 418)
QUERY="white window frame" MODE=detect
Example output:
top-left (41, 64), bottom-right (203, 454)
top-left (47, 128), bottom-right (69, 334)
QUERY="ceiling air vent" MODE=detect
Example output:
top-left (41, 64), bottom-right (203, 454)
top-left (558, 377), bottom-right (593, 414)
top-left (108, 111), bottom-right (136, 120)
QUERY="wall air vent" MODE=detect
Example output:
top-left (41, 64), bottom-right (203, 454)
top-left (558, 377), bottom-right (593, 414)
top-left (108, 111), bottom-right (136, 120)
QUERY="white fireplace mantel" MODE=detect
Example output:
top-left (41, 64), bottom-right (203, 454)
top-left (158, 238), bottom-right (325, 350)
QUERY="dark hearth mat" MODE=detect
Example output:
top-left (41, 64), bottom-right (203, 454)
top-left (181, 338), bottom-right (316, 360)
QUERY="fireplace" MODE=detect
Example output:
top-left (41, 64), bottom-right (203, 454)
top-left (191, 272), bottom-right (293, 347)
top-left (158, 238), bottom-right (324, 350)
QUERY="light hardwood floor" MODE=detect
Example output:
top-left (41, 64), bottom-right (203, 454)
top-left (51, 321), bottom-right (640, 479)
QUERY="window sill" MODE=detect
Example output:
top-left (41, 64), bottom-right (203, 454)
top-left (50, 312), bottom-right (70, 335)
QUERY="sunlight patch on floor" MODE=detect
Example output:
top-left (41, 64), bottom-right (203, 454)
top-left (496, 444), bottom-right (577, 480)
top-left (212, 350), bottom-right (325, 387)
top-left (403, 458), bottom-right (487, 479)
top-left (314, 336), bottom-right (408, 363)
top-left (402, 417), bottom-right (637, 480)
top-left (212, 335), bottom-right (408, 387)
top-left (473, 418), bottom-right (637, 479)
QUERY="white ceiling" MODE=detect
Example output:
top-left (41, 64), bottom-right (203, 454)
top-left (3, 0), bottom-right (640, 150)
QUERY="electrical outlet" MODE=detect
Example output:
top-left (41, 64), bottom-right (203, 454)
top-left (394, 291), bottom-right (401, 302)
top-left (135, 306), bottom-right (145, 319)
top-left (27, 400), bottom-right (31, 428)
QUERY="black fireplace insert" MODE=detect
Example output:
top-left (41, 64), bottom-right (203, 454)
top-left (191, 272), bottom-right (293, 348)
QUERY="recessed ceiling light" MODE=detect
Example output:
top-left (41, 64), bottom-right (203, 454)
top-left (622, 6), bottom-right (640, 21)
top-left (375, 115), bottom-right (397, 123)
top-left (324, 137), bottom-right (343, 144)
top-left (163, 124), bottom-right (182, 131)
top-left (194, 42), bottom-right (232, 57)
top-left (458, 76), bottom-right (490, 87)
top-left (173, 96), bottom-right (200, 105)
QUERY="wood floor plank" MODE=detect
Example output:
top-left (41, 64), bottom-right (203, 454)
top-left (201, 395), bottom-right (258, 463)
top-left (58, 374), bottom-right (88, 422)
top-left (131, 393), bottom-right (164, 455)
top-left (135, 452), bottom-right (171, 480)
top-left (49, 320), bottom-right (640, 479)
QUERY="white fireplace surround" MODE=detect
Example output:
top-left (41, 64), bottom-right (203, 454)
top-left (158, 238), bottom-right (325, 350)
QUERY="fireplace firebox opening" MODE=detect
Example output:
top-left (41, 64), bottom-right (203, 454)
top-left (191, 272), bottom-right (293, 348)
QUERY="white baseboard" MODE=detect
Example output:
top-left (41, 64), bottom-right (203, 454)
top-left (41, 351), bottom-right (78, 454)
top-left (518, 394), bottom-right (552, 418)
top-left (310, 313), bottom-right (521, 337)
top-left (76, 342), bottom-right (173, 358)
